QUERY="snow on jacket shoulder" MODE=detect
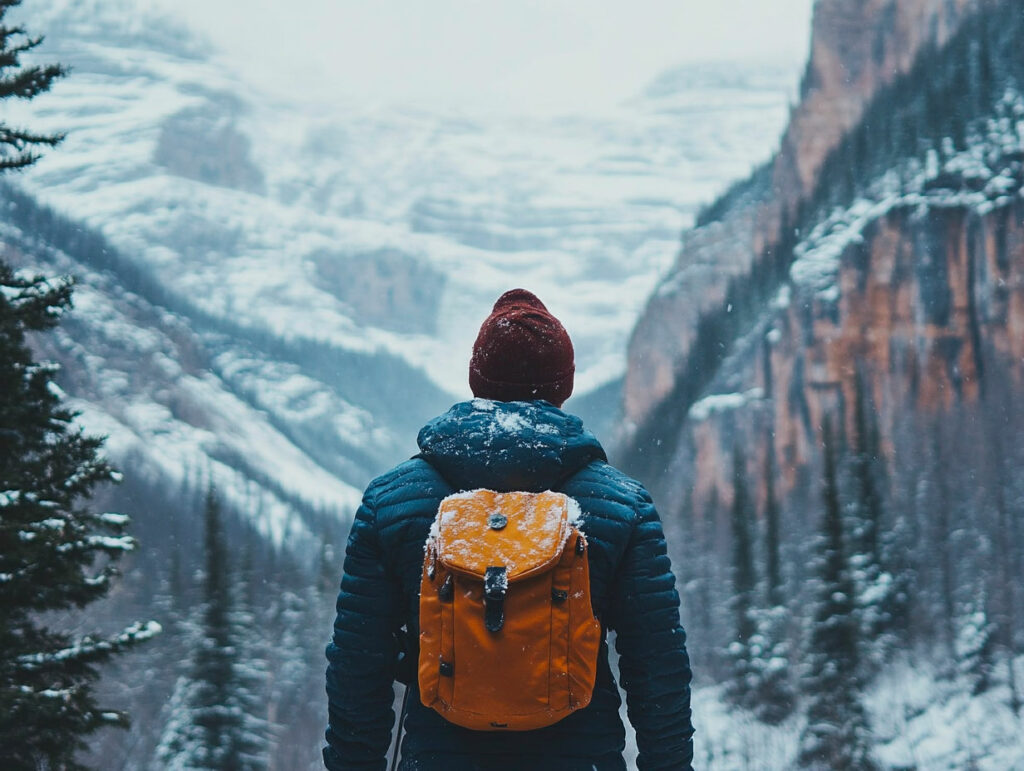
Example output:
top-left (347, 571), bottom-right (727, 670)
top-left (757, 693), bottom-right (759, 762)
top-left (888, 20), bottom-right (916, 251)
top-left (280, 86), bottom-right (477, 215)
top-left (324, 399), bottom-right (694, 771)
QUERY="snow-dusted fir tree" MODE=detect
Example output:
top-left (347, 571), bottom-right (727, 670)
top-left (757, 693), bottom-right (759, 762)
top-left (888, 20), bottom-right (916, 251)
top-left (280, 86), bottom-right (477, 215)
top-left (763, 439), bottom-right (784, 609)
top-left (847, 369), bottom-right (907, 664)
top-left (264, 583), bottom-right (321, 762)
top-left (724, 445), bottom-right (758, 711)
top-left (0, 265), bottom-right (160, 766)
top-left (981, 365), bottom-right (1023, 715)
top-left (798, 418), bottom-right (876, 770)
top-left (956, 589), bottom-right (997, 697)
top-left (0, 8), bottom-right (158, 764)
top-left (155, 490), bottom-right (268, 770)
top-left (745, 605), bottom-right (796, 726)
top-left (743, 439), bottom-right (796, 725)
top-left (725, 442), bottom-right (796, 724)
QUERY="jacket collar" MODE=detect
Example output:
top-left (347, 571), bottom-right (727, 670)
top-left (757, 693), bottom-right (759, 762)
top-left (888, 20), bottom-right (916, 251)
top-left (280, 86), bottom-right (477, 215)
top-left (417, 399), bottom-right (606, 492)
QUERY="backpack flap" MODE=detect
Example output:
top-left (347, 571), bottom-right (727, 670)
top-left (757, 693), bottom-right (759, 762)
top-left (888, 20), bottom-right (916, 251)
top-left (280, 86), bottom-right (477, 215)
top-left (433, 490), bottom-right (571, 581)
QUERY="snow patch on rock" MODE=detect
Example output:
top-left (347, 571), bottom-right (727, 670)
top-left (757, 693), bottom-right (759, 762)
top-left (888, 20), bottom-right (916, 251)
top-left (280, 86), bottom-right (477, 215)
top-left (689, 388), bottom-right (765, 422)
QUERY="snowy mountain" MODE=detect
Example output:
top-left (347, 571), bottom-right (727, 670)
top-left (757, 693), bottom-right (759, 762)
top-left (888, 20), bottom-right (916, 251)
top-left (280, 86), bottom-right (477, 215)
top-left (2, 0), bottom-right (797, 539)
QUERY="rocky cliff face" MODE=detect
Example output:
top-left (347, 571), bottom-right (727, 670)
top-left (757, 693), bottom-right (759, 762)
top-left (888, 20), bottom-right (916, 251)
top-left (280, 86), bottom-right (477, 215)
top-left (154, 105), bottom-right (266, 194)
top-left (622, 0), bottom-right (983, 435)
top-left (620, 0), bottom-right (1023, 528)
top-left (680, 184), bottom-right (1024, 518)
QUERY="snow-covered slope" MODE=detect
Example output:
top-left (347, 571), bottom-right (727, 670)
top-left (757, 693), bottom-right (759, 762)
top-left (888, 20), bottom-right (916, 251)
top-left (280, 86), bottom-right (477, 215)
top-left (1, 192), bottom-right (366, 553)
top-left (671, 655), bottom-right (1024, 770)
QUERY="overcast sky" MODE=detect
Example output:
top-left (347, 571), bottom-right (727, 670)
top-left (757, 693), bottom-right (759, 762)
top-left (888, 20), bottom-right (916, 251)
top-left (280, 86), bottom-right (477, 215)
top-left (159, 0), bottom-right (815, 114)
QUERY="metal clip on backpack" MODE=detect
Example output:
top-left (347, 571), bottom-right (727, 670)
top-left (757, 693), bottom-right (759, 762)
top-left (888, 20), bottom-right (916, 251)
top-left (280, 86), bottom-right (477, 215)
top-left (418, 490), bottom-right (601, 731)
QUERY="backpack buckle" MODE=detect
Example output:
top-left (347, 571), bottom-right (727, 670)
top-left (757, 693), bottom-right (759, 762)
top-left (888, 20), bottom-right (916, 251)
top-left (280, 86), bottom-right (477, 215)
top-left (438, 574), bottom-right (454, 603)
top-left (483, 566), bottom-right (507, 633)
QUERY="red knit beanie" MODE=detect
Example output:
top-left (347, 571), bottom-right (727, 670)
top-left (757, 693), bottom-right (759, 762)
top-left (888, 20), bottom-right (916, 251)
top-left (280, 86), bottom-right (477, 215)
top-left (469, 289), bottom-right (575, 407)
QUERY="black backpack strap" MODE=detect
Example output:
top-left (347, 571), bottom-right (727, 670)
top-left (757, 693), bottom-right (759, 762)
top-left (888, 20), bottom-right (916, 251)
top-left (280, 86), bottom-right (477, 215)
top-left (392, 627), bottom-right (416, 686)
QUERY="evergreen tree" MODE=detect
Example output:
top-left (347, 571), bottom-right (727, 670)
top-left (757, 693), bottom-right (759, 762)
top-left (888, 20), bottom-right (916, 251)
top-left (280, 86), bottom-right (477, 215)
top-left (0, 266), bottom-right (160, 768)
top-left (0, 11), bottom-right (160, 767)
top-left (982, 372), bottom-right (1023, 715)
top-left (927, 417), bottom-right (957, 657)
top-left (0, 91), bottom-right (163, 769)
top-left (763, 437), bottom-right (783, 608)
top-left (746, 603), bottom-right (796, 725)
top-left (156, 490), bottom-right (268, 770)
top-left (798, 418), bottom-right (876, 770)
top-left (265, 583), bottom-right (325, 766)
top-left (690, 489), bottom-right (721, 679)
top-left (746, 437), bottom-right (797, 725)
top-left (233, 546), bottom-right (271, 768)
top-left (849, 371), bottom-right (884, 573)
top-left (848, 367), bottom-right (912, 666)
top-left (147, 543), bottom-right (188, 650)
top-left (720, 441), bottom-right (796, 725)
top-left (724, 445), bottom-right (757, 711)
top-left (956, 591), bottom-right (997, 697)
top-left (0, 0), bottom-right (66, 170)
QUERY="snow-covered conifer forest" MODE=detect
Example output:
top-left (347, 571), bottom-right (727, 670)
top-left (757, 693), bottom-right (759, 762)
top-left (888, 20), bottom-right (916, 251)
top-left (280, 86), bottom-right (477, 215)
top-left (1, 0), bottom-right (1023, 768)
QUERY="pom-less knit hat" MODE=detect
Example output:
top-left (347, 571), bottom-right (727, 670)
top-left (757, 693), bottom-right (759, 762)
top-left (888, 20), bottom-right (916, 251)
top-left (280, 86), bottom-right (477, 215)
top-left (469, 289), bottom-right (575, 407)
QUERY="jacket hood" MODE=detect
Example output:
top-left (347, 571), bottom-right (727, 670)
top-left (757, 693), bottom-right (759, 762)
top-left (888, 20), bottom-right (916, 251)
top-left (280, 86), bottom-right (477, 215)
top-left (416, 399), bottom-right (606, 492)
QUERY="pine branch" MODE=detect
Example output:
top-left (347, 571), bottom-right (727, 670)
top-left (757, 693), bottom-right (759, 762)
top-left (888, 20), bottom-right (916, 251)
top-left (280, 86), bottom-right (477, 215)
top-left (0, 61), bottom-right (65, 99)
top-left (0, 31), bottom-right (41, 62)
top-left (0, 268), bottom-right (74, 330)
top-left (0, 124), bottom-right (65, 147)
top-left (15, 621), bottom-right (163, 672)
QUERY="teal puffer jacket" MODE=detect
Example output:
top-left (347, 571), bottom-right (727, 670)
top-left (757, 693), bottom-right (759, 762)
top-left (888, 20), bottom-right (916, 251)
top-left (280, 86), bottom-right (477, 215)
top-left (324, 400), bottom-right (693, 771)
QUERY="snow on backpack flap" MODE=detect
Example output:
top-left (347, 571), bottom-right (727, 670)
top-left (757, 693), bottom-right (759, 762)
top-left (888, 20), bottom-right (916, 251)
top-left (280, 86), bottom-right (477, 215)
top-left (418, 489), bottom-right (601, 731)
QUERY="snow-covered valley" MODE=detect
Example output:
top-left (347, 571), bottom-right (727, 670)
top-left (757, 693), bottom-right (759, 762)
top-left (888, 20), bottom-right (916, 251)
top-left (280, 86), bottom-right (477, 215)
top-left (3, 0), bottom-right (798, 537)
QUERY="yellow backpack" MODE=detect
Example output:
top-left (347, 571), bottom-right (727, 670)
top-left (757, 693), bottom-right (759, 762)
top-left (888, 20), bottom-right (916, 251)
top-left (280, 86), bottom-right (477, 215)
top-left (418, 490), bottom-right (601, 731)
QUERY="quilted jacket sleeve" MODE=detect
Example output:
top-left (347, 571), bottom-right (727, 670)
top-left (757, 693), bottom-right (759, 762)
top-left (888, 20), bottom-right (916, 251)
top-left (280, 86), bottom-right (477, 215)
top-left (607, 490), bottom-right (694, 771)
top-left (324, 490), bottom-right (403, 771)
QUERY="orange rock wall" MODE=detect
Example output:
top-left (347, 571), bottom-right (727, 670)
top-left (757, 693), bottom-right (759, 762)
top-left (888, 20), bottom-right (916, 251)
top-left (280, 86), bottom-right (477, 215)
top-left (683, 197), bottom-right (1024, 520)
top-left (622, 0), bottom-right (982, 434)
